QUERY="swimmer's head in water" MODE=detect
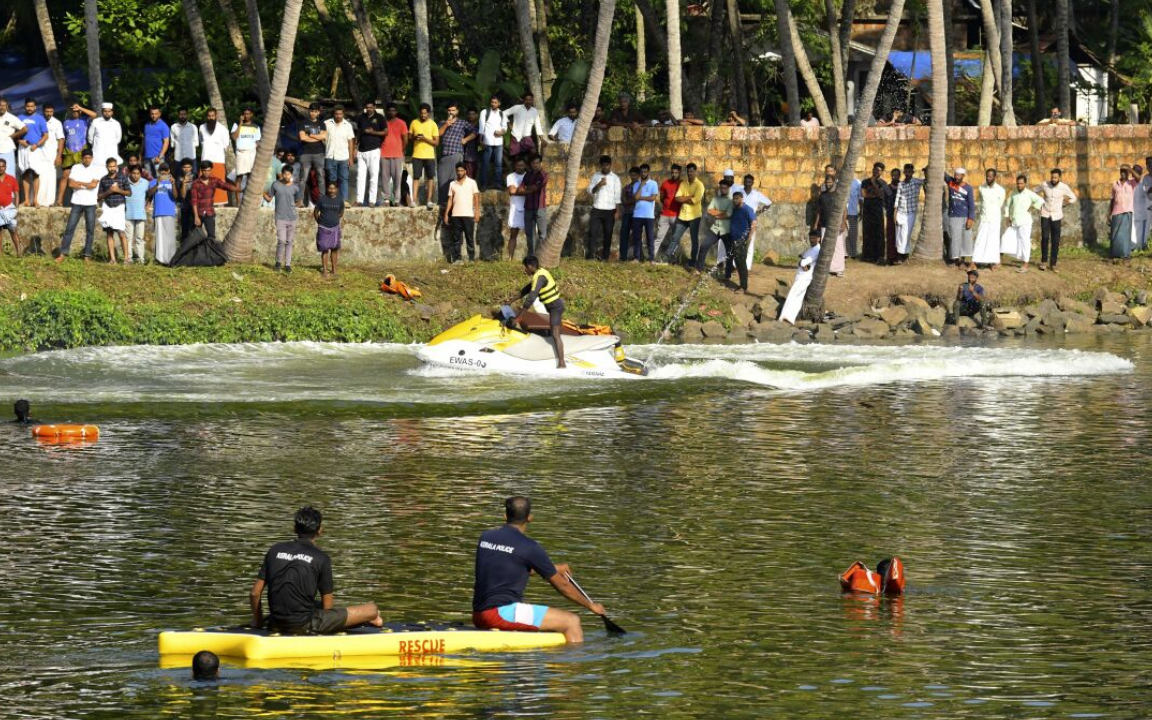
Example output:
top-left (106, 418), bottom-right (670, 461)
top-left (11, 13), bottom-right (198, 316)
top-left (14, 399), bottom-right (30, 422)
top-left (192, 650), bottom-right (219, 680)
top-left (294, 506), bottom-right (322, 538)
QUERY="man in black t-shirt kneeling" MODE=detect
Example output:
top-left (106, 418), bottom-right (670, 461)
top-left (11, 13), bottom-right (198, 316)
top-left (249, 506), bottom-right (383, 634)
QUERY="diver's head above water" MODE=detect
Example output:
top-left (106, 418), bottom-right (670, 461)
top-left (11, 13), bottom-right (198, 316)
top-left (294, 506), bottom-right (323, 540)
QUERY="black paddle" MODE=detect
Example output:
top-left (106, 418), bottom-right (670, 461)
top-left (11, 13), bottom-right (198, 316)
top-left (566, 573), bottom-right (626, 635)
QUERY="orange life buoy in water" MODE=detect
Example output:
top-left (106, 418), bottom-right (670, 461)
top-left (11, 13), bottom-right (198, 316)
top-left (839, 557), bottom-right (905, 596)
top-left (31, 424), bottom-right (100, 440)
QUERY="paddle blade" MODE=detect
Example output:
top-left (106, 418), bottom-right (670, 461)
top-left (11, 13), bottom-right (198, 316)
top-left (601, 614), bottom-right (626, 635)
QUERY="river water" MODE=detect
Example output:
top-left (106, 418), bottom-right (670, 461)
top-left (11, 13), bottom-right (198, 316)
top-left (1, 335), bottom-right (1149, 719)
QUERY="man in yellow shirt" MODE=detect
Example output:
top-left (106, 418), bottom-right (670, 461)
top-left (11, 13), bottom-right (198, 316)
top-left (409, 103), bottom-right (440, 209)
top-left (659, 162), bottom-right (705, 265)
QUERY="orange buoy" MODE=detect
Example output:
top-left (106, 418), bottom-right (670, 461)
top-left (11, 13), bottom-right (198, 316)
top-left (840, 557), bottom-right (905, 596)
top-left (31, 424), bottom-right (100, 440)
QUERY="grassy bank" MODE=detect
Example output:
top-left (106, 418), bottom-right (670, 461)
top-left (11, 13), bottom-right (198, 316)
top-left (0, 257), bottom-right (734, 353)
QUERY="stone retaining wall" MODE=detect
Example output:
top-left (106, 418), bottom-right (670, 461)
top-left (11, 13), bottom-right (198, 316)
top-left (543, 124), bottom-right (1152, 257)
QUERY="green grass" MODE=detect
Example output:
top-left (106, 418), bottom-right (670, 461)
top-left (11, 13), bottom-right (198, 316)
top-left (0, 256), bottom-right (731, 353)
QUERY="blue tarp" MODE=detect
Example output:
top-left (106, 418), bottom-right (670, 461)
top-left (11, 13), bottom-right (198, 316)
top-left (887, 52), bottom-right (1022, 81)
top-left (0, 68), bottom-right (91, 109)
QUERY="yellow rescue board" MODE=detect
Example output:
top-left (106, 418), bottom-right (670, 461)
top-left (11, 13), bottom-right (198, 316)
top-left (158, 624), bottom-right (566, 660)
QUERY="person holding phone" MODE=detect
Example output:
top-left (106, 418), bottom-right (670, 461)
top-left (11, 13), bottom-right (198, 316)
top-left (951, 269), bottom-right (990, 327)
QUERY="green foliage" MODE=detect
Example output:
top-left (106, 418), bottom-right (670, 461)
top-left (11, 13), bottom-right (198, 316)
top-left (13, 290), bottom-right (133, 350)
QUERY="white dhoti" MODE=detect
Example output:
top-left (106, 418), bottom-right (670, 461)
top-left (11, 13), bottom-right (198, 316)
top-left (507, 204), bottom-right (525, 229)
top-left (154, 215), bottom-right (176, 264)
top-left (830, 229), bottom-right (847, 274)
top-left (235, 148), bottom-right (256, 176)
top-left (18, 145), bottom-right (42, 176)
top-left (1002, 222), bottom-right (1032, 262)
top-left (99, 203), bottom-right (126, 232)
top-left (894, 211), bottom-right (915, 254)
top-left (36, 161), bottom-right (56, 206)
top-left (779, 269), bottom-right (812, 324)
top-left (972, 220), bottom-right (1002, 265)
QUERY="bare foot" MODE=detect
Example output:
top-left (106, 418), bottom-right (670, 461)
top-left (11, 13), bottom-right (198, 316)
top-left (54, 254), bottom-right (64, 264)
top-left (370, 613), bottom-right (384, 627)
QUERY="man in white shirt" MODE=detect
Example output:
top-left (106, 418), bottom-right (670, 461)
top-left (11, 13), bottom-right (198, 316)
top-left (478, 95), bottom-right (506, 190)
top-left (43, 104), bottom-right (65, 207)
top-left (443, 162), bottom-right (481, 262)
top-left (82, 102), bottom-right (123, 165)
top-left (505, 156), bottom-right (528, 260)
top-left (720, 172), bottom-right (772, 268)
top-left (231, 106), bottom-right (262, 202)
top-left (586, 154), bottom-right (621, 260)
top-left (1033, 167), bottom-right (1076, 271)
top-left (505, 93), bottom-right (544, 160)
top-left (198, 107), bottom-right (232, 205)
top-left (323, 104), bottom-right (356, 203)
top-left (57, 149), bottom-right (101, 261)
top-left (547, 104), bottom-right (579, 143)
top-left (0, 98), bottom-right (26, 178)
top-left (171, 108), bottom-right (200, 173)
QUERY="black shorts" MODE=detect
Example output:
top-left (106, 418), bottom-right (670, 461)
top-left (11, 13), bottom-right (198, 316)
top-left (272, 607), bottom-right (348, 635)
top-left (545, 299), bottom-right (565, 327)
top-left (412, 158), bottom-right (436, 180)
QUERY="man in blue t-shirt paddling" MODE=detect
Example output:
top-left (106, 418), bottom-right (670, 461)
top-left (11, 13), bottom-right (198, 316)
top-left (472, 496), bottom-right (606, 643)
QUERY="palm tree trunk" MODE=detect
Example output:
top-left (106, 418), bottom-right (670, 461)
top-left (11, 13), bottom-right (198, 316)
top-left (978, 0), bottom-right (1002, 87)
top-left (181, 0), bottom-right (226, 125)
top-left (341, 2), bottom-right (374, 76)
top-left (538, 0), bottom-right (617, 267)
top-left (1025, 0), bottom-right (1046, 120)
top-left (244, 0), bottom-right (272, 108)
top-left (311, 0), bottom-right (365, 105)
top-left (913, 0), bottom-right (948, 262)
top-left (214, 0), bottom-right (260, 90)
top-left (33, 0), bottom-right (71, 102)
top-left (978, 49), bottom-right (996, 125)
top-left (515, 0), bottom-right (548, 126)
top-left (838, 0), bottom-right (857, 85)
top-left (943, 0), bottom-right (956, 123)
top-left (413, 0), bottom-right (433, 107)
top-left (666, 0), bottom-right (683, 118)
top-left (773, 0), bottom-right (801, 125)
top-left (637, 5), bottom-right (648, 101)
top-left (84, 0), bottom-right (102, 108)
top-left (348, 0), bottom-right (392, 103)
top-left (1055, 0), bottom-right (1071, 115)
top-left (825, 0), bottom-right (848, 124)
top-left (726, 0), bottom-right (751, 118)
top-left (799, 0), bottom-right (908, 319)
top-left (1106, 0), bottom-right (1119, 118)
top-left (225, 0), bottom-right (307, 261)
top-left (703, 0), bottom-right (725, 108)
top-left (999, 0), bottom-right (1016, 125)
top-left (785, 6), bottom-right (835, 126)
top-left (633, 0), bottom-right (668, 57)
top-left (534, 0), bottom-right (557, 99)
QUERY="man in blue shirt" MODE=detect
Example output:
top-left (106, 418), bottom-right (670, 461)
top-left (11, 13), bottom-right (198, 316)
top-left (17, 98), bottom-right (50, 208)
top-left (630, 163), bottom-right (659, 261)
top-left (945, 168), bottom-right (976, 266)
top-left (124, 165), bottom-right (150, 263)
top-left (951, 269), bottom-right (990, 327)
top-left (472, 496), bottom-right (606, 643)
top-left (58, 107), bottom-right (89, 206)
top-left (726, 190), bottom-right (757, 291)
top-left (142, 107), bottom-right (170, 180)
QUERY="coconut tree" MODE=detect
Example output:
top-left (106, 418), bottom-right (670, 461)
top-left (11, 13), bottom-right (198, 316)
top-left (726, 0), bottom-right (750, 118)
top-left (824, 0), bottom-right (848, 124)
top-left (784, 6), bottom-right (834, 126)
top-left (977, 0), bottom-right (1002, 125)
top-left (637, 5), bottom-right (648, 100)
top-left (348, 0), bottom-right (392, 103)
top-left (667, 0), bottom-right (683, 117)
top-left (515, 0), bottom-right (548, 126)
top-left (537, 0), bottom-right (618, 267)
top-left (181, 0), bottom-right (226, 125)
top-left (413, 0), bottom-right (433, 106)
top-left (773, 0), bottom-right (801, 125)
top-left (533, 0), bottom-right (557, 98)
top-left (244, 0), bottom-right (272, 108)
top-left (224, 0), bottom-right (307, 262)
top-left (214, 0), bottom-right (260, 91)
top-left (999, 0), bottom-right (1016, 125)
top-left (84, 0), bottom-right (101, 108)
top-left (311, 0), bottom-right (365, 105)
top-left (1025, 0), bottom-right (1047, 119)
top-left (799, 0), bottom-right (908, 319)
top-left (913, 0), bottom-right (949, 262)
top-left (33, 0), bottom-right (70, 102)
top-left (1055, 0), bottom-right (1071, 115)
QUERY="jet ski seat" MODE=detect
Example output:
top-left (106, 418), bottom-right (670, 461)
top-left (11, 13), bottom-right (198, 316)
top-left (517, 311), bottom-right (585, 336)
top-left (502, 333), bottom-right (620, 361)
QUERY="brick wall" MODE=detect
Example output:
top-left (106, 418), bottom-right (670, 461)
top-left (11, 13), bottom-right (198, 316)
top-left (542, 124), bottom-right (1152, 256)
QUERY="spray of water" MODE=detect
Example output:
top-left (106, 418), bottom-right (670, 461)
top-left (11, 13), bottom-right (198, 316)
top-left (646, 263), bottom-right (725, 366)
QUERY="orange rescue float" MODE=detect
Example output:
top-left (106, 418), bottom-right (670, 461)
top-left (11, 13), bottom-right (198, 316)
top-left (31, 424), bottom-right (101, 441)
top-left (839, 556), bottom-right (905, 596)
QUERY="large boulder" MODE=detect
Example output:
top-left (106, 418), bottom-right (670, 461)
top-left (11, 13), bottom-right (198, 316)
top-left (926, 305), bottom-right (948, 328)
top-left (1040, 306), bottom-right (1067, 330)
top-left (911, 317), bottom-right (937, 336)
top-left (896, 295), bottom-right (931, 311)
top-left (1094, 288), bottom-right (1127, 308)
top-left (830, 312), bottom-right (864, 329)
top-left (753, 320), bottom-right (795, 344)
top-left (957, 316), bottom-right (978, 329)
top-left (879, 305), bottom-right (909, 328)
top-left (727, 328), bottom-right (754, 343)
top-left (1058, 297), bottom-right (1096, 316)
top-left (732, 304), bottom-right (757, 328)
top-left (853, 318), bottom-right (891, 338)
top-left (680, 320), bottom-right (705, 342)
top-left (1099, 300), bottom-right (1127, 316)
top-left (1099, 313), bottom-right (1136, 327)
top-left (941, 324), bottom-right (961, 338)
top-left (991, 310), bottom-right (1025, 331)
top-left (1064, 314), bottom-right (1096, 334)
top-left (1128, 305), bottom-right (1152, 327)
top-left (812, 324), bottom-right (836, 342)
top-left (701, 320), bottom-right (728, 338)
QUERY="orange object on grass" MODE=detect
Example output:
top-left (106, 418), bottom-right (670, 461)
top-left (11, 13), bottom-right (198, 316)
top-left (32, 424), bottom-right (100, 440)
top-left (380, 274), bottom-right (422, 300)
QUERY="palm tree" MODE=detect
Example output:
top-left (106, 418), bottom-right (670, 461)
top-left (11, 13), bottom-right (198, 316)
top-left (413, 0), bottom-right (433, 106)
top-left (33, 0), bottom-right (70, 102)
top-left (214, 0), bottom-right (260, 92)
top-left (348, 0), bottom-right (392, 102)
top-left (533, 0), bottom-right (558, 98)
top-left (1055, 0), bottom-right (1071, 115)
top-left (637, 5), bottom-right (648, 100)
top-left (84, 0), bottom-right (102, 108)
top-left (515, 0), bottom-right (548, 126)
top-left (1025, 0), bottom-right (1047, 120)
top-left (726, 0), bottom-right (750, 118)
top-left (537, 0), bottom-right (618, 267)
top-left (772, 0), bottom-right (800, 125)
top-left (311, 0), bottom-right (365, 106)
top-left (977, 0), bottom-right (1002, 126)
top-left (244, 0), bottom-right (272, 108)
top-left (667, 0), bottom-right (683, 118)
top-left (799, 0), bottom-right (908, 319)
top-left (913, 0), bottom-right (948, 262)
top-left (181, 0), bottom-right (226, 125)
top-left (824, 0), bottom-right (848, 124)
top-left (999, 0), bottom-right (1016, 125)
top-left (224, 0), bottom-right (307, 262)
top-left (784, 6), bottom-right (834, 126)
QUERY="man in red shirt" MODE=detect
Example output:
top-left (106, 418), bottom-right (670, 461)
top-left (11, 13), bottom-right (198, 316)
top-left (655, 164), bottom-right (682, 257)
top-left (190, 161), bottom-right (239, 238)
top-left (0, 158), bottom-right (22, 256)
top-left (379, 103), bottom-right (409, 207)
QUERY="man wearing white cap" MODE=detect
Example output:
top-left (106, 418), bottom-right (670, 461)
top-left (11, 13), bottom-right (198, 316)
top-left (78, 103), bottom-right (123, 166)
top-left (944, 167), bottom-right (975, 266)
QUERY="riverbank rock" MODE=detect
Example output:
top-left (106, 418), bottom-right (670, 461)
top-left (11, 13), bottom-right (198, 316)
top-left (680, 320), bottom-right (705, 342)
top-left (753, 320), bottom-right (796, 343)
top-left (852, 318), bottom-right (890, 338)
top-left (1099, 313), bottom-right (1136, 327)
top-left (1099, 300), bottom-right (1127, 316)
top-left (991, 310), bottom-right (1025, 331)
top-left (1058, 297), bottom-right (1096, 316)
top-left (1064, 314), bottom-right (1096, 334)
top-left (879, 305), bottom-right (909, 328)
top-left (1094, 288), bottom-right (1127, 309)
top-left (926, 305), bottom-right (948, 328)
top-left (732, 304), bottom-right (757, 328)
top-left (701, 320), bottom-right (727, 339)
top-left (1128, 305), bottom-right (1152, 326)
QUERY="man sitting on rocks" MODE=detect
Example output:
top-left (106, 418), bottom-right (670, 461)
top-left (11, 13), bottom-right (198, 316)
top-left (951, 269), bottom-right (990, 327)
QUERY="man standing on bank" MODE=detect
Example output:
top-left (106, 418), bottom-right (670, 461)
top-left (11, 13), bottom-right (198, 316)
top-left (472, 496), bottom-right (606, 643)
top-left (250, 506), bottom-right (383, 634)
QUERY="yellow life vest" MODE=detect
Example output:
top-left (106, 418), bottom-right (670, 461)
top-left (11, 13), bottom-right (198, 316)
top-left (532, 269), bottom-right (560, 305)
